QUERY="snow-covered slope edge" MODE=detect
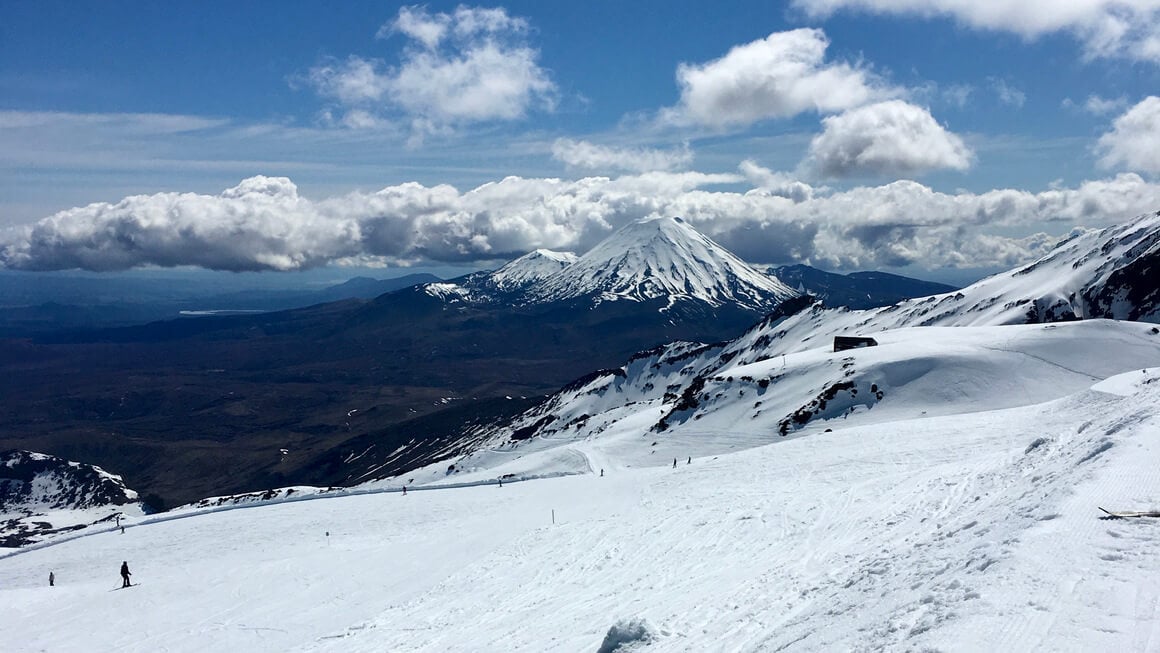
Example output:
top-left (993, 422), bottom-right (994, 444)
top-left (0, 451), bottom-right (144, 548)
top-left (433, 320), bottom-right (1160, 483)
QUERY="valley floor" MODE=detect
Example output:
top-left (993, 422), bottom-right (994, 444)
top-left (4, 372), bottom-right (1160, 651)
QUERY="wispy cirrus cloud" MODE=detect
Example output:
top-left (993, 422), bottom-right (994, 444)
top-left (550, 138), bottom-right (693, 173)
top-left (991, 78), bottom-right (1026, 108)
top-left (0, 110), bottom-right (228, 134)
top-left (1063, 94), bottom-right (1131, 115)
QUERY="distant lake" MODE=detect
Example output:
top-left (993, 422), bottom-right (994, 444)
top-left (178, 309), bottom-right (268, 316)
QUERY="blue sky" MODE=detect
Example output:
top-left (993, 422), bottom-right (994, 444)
top-left (2, 1), bottom-right (1160, 279)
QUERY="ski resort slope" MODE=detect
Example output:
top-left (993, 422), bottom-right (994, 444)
top-left (442, 320), bottom-right (1160, 480)
top-left (4, 367), bottom-right (1160, 650)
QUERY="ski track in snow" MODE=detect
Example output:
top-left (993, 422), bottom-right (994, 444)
top-left (4, 370), bottom-right (1160, 652)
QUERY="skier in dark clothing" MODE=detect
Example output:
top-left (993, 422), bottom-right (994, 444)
top-left (49, 571), bottom-right (54, 587)
top-left (687, 457), bottom-right (691, 465)
top-left (673, 458), bottom-right (677, 468)
top-left (120, 561), bottom-right (132, 588)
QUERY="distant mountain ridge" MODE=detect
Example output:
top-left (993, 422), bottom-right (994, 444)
top-left (769, 264), bottom-right (957, 309)
top-left (0, 272), bottom-right (442, 337)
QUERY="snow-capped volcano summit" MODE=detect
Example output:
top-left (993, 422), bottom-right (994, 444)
top-left (527, 216), bottom-right (799, 309)
top-left (420, 216), bottom-right (800, 312)
top-left (489, 249), bottom-right (578, 292)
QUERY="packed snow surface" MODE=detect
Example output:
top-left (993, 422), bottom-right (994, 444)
top-left (4, 323), bottom-right (1160, 651)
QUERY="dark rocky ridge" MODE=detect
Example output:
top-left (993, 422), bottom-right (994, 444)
top-left (0, 450), bottom-right (140, 547)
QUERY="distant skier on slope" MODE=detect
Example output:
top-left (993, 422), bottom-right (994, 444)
top-left (402, 485), bottom-right (407, 496)
top-left (120, 561), bottom-right (132, 588)
top-left (673, 458), bottom-right (677, 468)
top-left (49, 571), bottom-right (54, 587)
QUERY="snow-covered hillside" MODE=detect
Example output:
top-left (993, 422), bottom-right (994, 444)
top-left (3, 361), bottom-right (1160, 651)
top-left (527, 216), bottom-right (798, 309)
top-left (422, 216), bottom-right (800, 311)
top-left (438, 320), bottom-right (1160, 477)
top-left (461, 211), bottom-right (1160, 452)
top-left (0, 451), bottom-right (144, 547)
top-left (831, 210), bottom-right (1160, 328)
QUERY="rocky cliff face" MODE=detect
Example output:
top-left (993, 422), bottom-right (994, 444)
top-left (1, 450), bottom-right (142, 547)
top-left (0, 450), bottom-right (138, 511)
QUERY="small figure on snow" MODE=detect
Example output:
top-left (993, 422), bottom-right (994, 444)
top-left (402, 485), bottom-right (407, 496)
top-left (673, 458), bottom-right (677, 468)
top-left (687, 457), bottom-right (691, 465)
top-left (49, 571), bottom-right (54, 587)
top-left (498, 478), bottom-right (503, 488)
top-left (120, 526), bottom-right (125, 534)
top-left (120, 561), bottom-right (132, 588)
top-left (600, 469), bottom-right (604, 477)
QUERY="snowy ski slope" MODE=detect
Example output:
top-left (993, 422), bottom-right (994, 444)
top-left (4, 324), bottom-right (1160, 652)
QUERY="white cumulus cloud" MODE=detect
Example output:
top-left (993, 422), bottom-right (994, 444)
top-left (1097, 96), bottom-right (1160, 174)
top-left (662, 28), bottom-right (895, 129)
top-left (0, 176), bottom-right (361, 272)
top-left (4, 170), bottom-right (1159, 274)
top-left (805, 100), bottom-right (974, 178)
top-left (738, 160), bottom-right (817, 202)
top-left (551, 139), bottom-right (693, 173)
top-left (793, 0), bottom-right (1160, 63)
top-left (303, 6), bottom-right (555, 140)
